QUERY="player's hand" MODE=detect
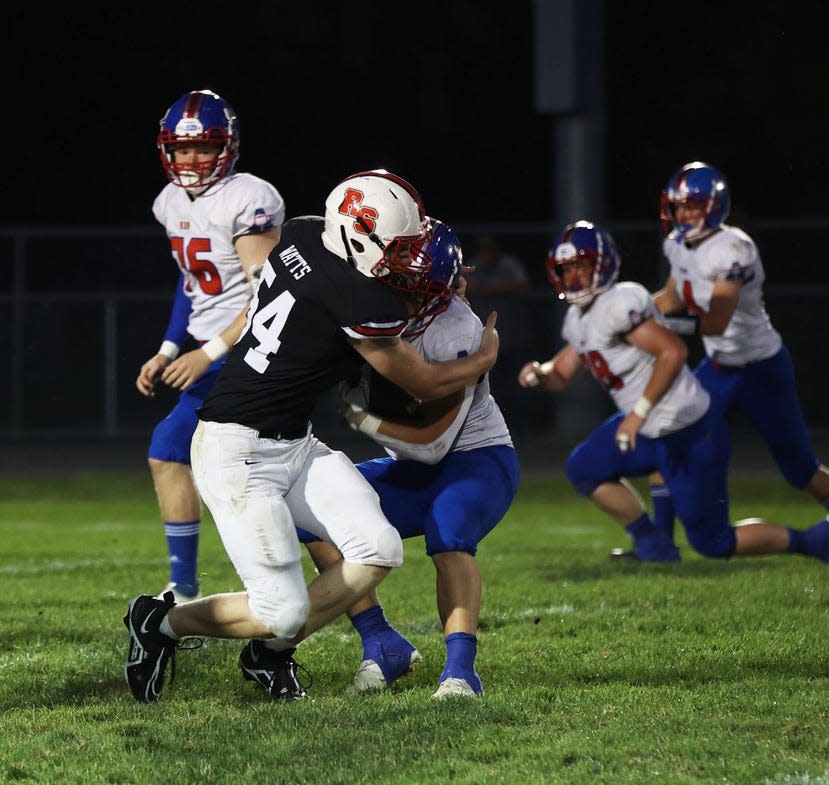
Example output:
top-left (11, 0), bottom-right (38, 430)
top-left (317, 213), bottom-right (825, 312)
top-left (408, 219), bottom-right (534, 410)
top-left (136, 355), bottom-right (170, 398)
top-left (615, 413), bottom-right (644, 453)
top-left (478, 311), bottom-right (499, 369)
top-left (518, 361), bottom-right (542, 388)
top-left (338, 381), bottom-right (369, 412)
top-left (161, 349), bottom-right (213, 390)
top-left (338, 382), bottom-right (380, 435)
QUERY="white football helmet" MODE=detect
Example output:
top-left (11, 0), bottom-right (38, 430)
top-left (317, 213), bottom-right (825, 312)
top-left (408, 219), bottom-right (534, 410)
top-left (321, 169), bottom-right (428, 277)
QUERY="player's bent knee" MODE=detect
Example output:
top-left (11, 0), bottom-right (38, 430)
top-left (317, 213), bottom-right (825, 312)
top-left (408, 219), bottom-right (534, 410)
top-left (565, 450), bottom-right (599, 497)
top-left (338, 523), bottom-right (403, 567)
top-left (685, 526), bottom-right (736, 558)
top-left (376, 526), bottom-right (404, 567)
top-left (247, 567), bottom-right (310, 639)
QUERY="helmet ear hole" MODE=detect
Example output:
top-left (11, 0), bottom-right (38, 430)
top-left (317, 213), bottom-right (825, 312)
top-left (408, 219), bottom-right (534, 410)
top-left (350, 239), bottom-right (365, 254)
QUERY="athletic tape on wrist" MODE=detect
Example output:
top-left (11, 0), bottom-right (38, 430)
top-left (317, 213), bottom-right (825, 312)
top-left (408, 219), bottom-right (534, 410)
top-left (158, 340), bottom-right (180, 360)
top-left (632, 396), bottom-right (653, 419)
top-left (202, 336), bottom-right (229, 362)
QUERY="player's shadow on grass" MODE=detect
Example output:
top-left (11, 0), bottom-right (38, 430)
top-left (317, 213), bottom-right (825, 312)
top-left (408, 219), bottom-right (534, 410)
top-left (0, 638), bottom-right (238, 710)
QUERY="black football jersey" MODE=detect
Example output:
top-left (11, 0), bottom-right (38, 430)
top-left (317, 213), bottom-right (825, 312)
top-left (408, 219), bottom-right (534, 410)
top-left (199, 216), bottom-right (408, 433)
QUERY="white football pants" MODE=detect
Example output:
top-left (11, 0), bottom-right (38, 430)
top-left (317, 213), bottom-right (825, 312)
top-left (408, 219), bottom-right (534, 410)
top-left (190, 420), bottom-right (403, 637)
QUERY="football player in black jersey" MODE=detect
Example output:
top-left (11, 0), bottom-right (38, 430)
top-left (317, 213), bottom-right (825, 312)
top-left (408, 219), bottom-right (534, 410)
top-left (123, 170), bottom-right (500, 702)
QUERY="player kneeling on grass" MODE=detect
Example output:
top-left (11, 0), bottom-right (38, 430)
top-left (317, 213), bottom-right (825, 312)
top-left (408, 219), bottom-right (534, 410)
top-left (517, 220), bottom-right (829, 564)
top-left (123, 171), bottom-right (500, 703)
top-left (297, 219), bottom-right (520, 699)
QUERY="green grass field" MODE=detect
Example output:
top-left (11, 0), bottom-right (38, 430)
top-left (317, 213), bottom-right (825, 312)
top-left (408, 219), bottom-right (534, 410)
top-left (1, 472), bottom-right (827, 785)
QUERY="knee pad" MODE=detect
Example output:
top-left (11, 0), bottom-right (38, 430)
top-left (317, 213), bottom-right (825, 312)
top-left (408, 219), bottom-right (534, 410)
top-left (246, 564), bottom-right (310, 639)
top-left (337, 520), bottom-right (403, 567)
top-left (148, 405), bottom-right (199, 463)
top-left (375, 526), bottom-right (404, 568)
top-left (566, 445), bottom-right (599, 496)
top-left (685, 525), bottom-right (736, 558)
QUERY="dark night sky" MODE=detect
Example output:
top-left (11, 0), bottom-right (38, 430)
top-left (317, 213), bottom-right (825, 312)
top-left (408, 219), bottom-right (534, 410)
top-left (7, 1), bottom-right (829, 228)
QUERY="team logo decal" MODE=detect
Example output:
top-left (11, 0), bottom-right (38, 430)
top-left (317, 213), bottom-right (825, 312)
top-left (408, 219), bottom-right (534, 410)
top-left (628, 308), bottom-right (647, 327)
top-left (554, 242), bottom-right (577, 261)
top-left (337, 188), bottom-right (379, 235)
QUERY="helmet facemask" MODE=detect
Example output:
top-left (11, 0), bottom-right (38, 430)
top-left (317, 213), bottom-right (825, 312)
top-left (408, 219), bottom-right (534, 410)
top-left (402, 219), bottom-right (462, 337)
top-left (162, 139), bottom-right (230, 194)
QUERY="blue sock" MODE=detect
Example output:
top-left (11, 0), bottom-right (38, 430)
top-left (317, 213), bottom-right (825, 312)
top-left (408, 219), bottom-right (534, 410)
top-left (651, 482), bottom-right (676, 541)
top-left (165, 520), bottom-right (199, 591)
top-left (350, 605), bottom-right (391, 644)
top-left (788, 518), bottom-right (829, 560)
top-left (625, 512), bottom-right (679, 560)
top-left (443, 632), bottom-right (477, 676)
top-left (625, 512), bottom-right (659, 541)
top-left (352, 606), bottom-right (417, 681)
top-left (788, 528), bottom-right (805, 553)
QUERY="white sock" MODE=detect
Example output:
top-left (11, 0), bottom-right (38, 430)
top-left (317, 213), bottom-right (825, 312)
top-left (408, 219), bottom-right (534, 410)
top-left (159, 616), bottom-right (180, 640)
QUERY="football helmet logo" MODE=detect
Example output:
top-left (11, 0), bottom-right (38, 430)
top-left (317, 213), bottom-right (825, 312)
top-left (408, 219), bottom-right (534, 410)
top-left (337, 188), bottom-right (379, 235)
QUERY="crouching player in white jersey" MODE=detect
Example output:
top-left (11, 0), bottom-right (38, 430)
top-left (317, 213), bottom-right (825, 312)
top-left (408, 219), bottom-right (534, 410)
top-left (135, 90), bottom-right (285, 602)
top-left (636, 161), bottom-right (829, 558)
top-left (296, 219), bottom-right (520, 699)
top-left (518, 220), bottom-right (829, 564)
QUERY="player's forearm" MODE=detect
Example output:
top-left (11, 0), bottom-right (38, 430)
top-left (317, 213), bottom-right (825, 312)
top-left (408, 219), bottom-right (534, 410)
top-left (407, 356), bottom-right (486, 401)
top-left (653, 280), bottom-right (682, 314)
top-left (641, 346), bottom-right (686, 407)
top-left (377, 400), bottom-right (463, 444)
top-left (200, 303), bottom-right (251, 362)
top-left (159, 275), bottom-right (192, 358)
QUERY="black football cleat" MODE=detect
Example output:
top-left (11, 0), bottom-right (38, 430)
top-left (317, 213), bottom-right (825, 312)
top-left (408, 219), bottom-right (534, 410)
top-left (123, 591), bottom-right (178, 702)
top-left (239, 639), bottom-right (310, 701)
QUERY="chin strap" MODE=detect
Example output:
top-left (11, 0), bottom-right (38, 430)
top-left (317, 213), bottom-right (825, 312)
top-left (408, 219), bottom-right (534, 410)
top-left (355, 215), bottom-right (386, 253)
top-left (339, 225), bottom-right (357, 268)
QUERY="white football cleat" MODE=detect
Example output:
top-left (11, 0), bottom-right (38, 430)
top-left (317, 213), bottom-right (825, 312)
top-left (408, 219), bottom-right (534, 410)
top-left (349, 648), bottom-right (422, 693)
top-left (432, 677), bottom-right (481, 700)
top-left (158, 582), bottom-right (202, 605)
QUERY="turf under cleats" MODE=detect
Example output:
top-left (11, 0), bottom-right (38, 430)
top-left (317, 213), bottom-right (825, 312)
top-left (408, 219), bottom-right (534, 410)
top-left (610, 543), bottom-right (681, 562)
top-left (158, 581), bottom-right (202, 604)
top-left (124, 591), bottom-right (178, 703)
top-left (239, 639), bottom-right (309, 701)
top-left (350, 631), bottom-right (422, 692)
top-left (432, 670), bottom-right (483, 700)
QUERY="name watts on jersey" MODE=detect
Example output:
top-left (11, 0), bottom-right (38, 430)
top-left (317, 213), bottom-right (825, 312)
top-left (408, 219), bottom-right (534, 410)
top-left (279, 245), bottom-right (311, 279)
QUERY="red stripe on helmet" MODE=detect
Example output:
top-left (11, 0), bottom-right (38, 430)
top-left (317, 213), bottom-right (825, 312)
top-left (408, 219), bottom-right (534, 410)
top-left (182, 92), bottom-right (203, 119)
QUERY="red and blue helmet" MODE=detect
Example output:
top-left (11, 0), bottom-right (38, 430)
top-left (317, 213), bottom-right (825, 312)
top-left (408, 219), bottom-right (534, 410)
top-left (661, 161), bottom-right (730, 242)
top-left (546, 220), bottom-right (620, 306)
top-left (157, 89), bottom-right (240, 191)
